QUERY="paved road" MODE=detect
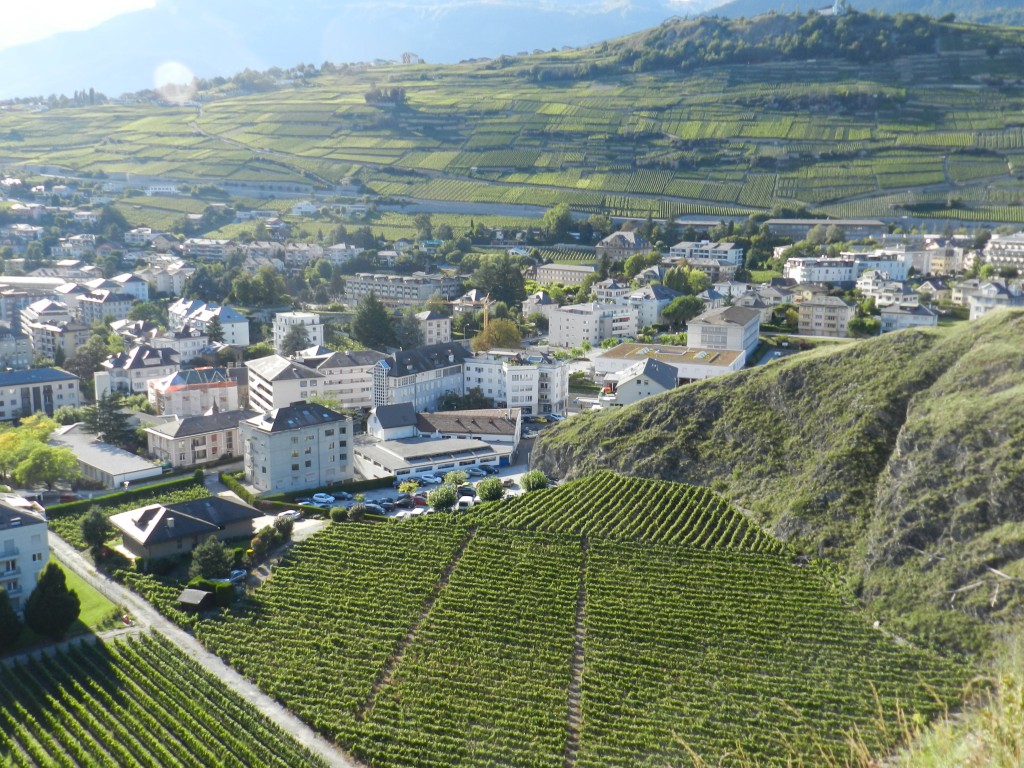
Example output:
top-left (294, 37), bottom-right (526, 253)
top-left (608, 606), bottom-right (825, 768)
top-left (48, 534), bottom-right (358, 768)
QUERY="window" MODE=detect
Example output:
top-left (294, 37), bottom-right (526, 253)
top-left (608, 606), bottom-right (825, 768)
top-left (304, 447), bottom-right (312, 455)
top-left (304, 460), bottom-right (311, 468)
top-left (32, 552), bottom-right (43, 562)
top-left (291, 464), bottom-right (299, 471)
top-left (324, 429), bottom-right (334, 436)
top-left (2, 560), bottom-right (14, 572)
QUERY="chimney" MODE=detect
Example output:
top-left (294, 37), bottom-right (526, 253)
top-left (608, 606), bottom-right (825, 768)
top-left (166, 517), bottom-right (175, 529)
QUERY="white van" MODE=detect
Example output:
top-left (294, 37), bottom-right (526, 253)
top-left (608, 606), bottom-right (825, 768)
top-left (457, 495), bottom-right (476, 510)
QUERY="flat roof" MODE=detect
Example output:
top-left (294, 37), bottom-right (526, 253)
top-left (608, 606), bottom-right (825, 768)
top-left (596, 343), bottom-right (743, 368)
top-left (354, 435), bottom-right (509, 472)
top-left (52, 424), bottom-right (161, 476)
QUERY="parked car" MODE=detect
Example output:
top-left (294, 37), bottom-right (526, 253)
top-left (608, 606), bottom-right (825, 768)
top-left (418, 474), bottom-right (442, 484)
top-left (412, 495), bottom-right (429, 505)
top-left (480, 465), bottom-right (498, 475)
top-left (394, 497), bottom-right (415, 509)
top-left (277, 509), bottom-right (302, 521)
top-left (378, 501), bottom-right (395, 512)
top-left (523, 430), bottom-right (539, 439)
top-left (456, 485), bottom-right (476, 498)
top-left (295, 496), bottom-right (311, 505)
top-left (465, 467), bottom-right (486, 478)
top-left (502, 478), bottom-right (516, 488)
top-left (335, 491), bottom-right (354, 501)
top-left (312, 493), bottom-right (335, 505)
top-left (547, 413), bottom-right (564, 421)
top-left (229, 569), bottom-right (247, 585)
top-left (457, 495), bottom-right (476, 510)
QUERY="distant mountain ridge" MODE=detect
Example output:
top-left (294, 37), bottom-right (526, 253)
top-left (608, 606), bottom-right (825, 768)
top-left (531, 311), bottom-right (1024, 656)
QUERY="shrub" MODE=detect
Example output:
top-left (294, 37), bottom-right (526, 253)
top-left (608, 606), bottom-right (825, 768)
top-left (189, 537), bottom-right (232, 580)
top-left (232, 547), bottom-right (246, 567)
top-left (427, 484), bottom-right (457, 513)
top-left (273, 516), bottom-right (294, 541)
top-left (80, 506), bottom-right (111, 554)
top-left (520, 470), bottom-right (550, 492)
top-left (348, 504), bottom-right (366, 523)
top-left (475, 477), bottom-right (505, 502)
top-left (330, 506), bottom-right (348, 522)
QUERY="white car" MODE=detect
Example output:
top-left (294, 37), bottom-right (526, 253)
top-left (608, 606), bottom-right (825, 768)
top-left (311, 493), bottom-right (335, 505)
top-left (418, 474), bottom-right (442, 484)
top-left (277, 509), bottom-right (302, 521)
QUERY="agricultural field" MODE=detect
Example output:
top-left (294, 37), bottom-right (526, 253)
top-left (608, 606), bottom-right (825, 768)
top-left (189, 473), bottom-right (967, 767)
top-left (3, 17), bottom-right (1024, 225)
top-left (0, 632), bottom-right (327, 767)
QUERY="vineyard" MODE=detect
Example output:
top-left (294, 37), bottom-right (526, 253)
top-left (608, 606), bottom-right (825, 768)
top-left (0, 632), bottom-right (326, 767)
top-left (187, 472), bottom-right (967, 767)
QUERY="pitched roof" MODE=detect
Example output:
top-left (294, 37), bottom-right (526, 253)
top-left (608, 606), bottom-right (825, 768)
top-left (373, 403), bottom-right (417, 429)
top-left (416, 408), bottom-right (520, 437)
top-left (103, 344), bottom-right (178, 371)
top-left (690, 305), bottom-right (761, 326)
top-left (628, 284), bottom-right (681, 302)
top-left (151, 367), bottom-right (243, 393)
top-left (382, 342), bottom-right (471, 378)
top-left (414, 310), bottom-right (448, 321)
top-left (294, 347), bottom-right (386, 370)
top-left (243, 401), bottom-right (347, 433)
top-left (620, 357), bottom-right (678, 391)
top-left (246, 354), bottom-right (321, 382)
top-left (144, 409), bottom-right (257, 439)
top-left (0, 367), bottom-right (78, 386)
top-left (110, 496), bottom-right (261, 547)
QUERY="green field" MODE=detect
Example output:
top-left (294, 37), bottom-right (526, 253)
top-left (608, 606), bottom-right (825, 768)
top-left (2, 15), bottom-right (1024, 225)
top-left (52, 561), bottom-right (119, 635)
top-left (193, 473), bottom-right (967, 767)
top-left (0, 632), bottom-right (327, 767)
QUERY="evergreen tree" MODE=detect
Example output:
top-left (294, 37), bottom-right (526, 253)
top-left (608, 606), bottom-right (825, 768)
top-left (351, 292), bottom-right (396, 350)
top-left (0, 589), bottom-right (22, 651)
top-left (189, 536), bottom-right (232, 580)
top-left (470, 252), bottom-right (527, 307)
top-left (205, 314), bottom-right (225, 344)
top-left (23, 563), bottom-right (80, 641)
top-left (280, 324), bottom-right (311, 357)
top-left (80, 506), bottom-right (112, 555)
top-left (394, 308), bottom-right (425, 349)
top-left (82, 392), bottom-right (135, 448)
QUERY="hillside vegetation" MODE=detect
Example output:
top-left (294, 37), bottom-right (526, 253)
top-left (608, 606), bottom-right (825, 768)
top-left (532, 310), bottom-right (1024, 656)
top-left (193, 474), bottom-right (967, 767)
top-left (3, 13), bottom-right (1024, 223)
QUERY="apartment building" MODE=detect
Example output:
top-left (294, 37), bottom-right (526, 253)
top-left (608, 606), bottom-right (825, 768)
top-left (415, 310), bottom-right (452, 345)
top-left (783, 257), bottom-right (858, 285)
top-left (0, 496), bottom-right (50, 614)
top-left (535, 263), bottom-right (596, 287)
top-left (669, 240), bottom-right (744, 265)
top-left (136, 261), bottom-right (195, 295)
top-left (984, 232), bottom-right (1024, 271)
top-left (464, 349), bottom-right (570, 416)
top-left (168, 299), bottom-right (250, 347)
top-left (272, 312), bottom-right (325, 354)
top-left (686, 306), bottom-right (761, 355)
top-left (880, 305), bottom-right (940, 333)
top-left (77, 290), bottom-right (136, 326)
top-left (797, 296), bottom-right (855, 337)
top-left (855, 271), bottom-right (919, 309)
top-left (0, 368), bottom-right (81, 421)
top-left (183, 238), bottom-right (234, 260)
top-left (145, 408), bottom-right (256, 468)
top-left (548, 302), bottom-right (637, 348)
top-left (95, 344), bottom-right (180, 397)
top-left (372, 342), bottom-right (471, 412)
top-left (241, 401), bottom-right (354, 494)
top-left (0, 325), bottom-right (31, 370)
top-left (148, 367), bottom-right (247, 416)
top-left (343, 272), bottom-right (462, 308)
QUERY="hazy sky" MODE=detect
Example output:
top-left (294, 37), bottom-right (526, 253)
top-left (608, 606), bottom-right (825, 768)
top-left (0, 0), bottom-right (155, 50)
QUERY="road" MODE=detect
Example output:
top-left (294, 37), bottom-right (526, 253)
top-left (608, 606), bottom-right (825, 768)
top-left (47, 534), bottom-right (358, 768)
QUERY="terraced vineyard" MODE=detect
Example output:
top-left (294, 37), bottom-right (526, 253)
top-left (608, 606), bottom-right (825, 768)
top-left (190, 473), bottom-right (967, 767)
top-left (0, 632), bottom-right (326, 767)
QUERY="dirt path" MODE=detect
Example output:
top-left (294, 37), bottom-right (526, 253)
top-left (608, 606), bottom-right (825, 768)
top-left (47, 533), bottom-right (359, 768)
top-left (564, 534), bottom-right (589, 768)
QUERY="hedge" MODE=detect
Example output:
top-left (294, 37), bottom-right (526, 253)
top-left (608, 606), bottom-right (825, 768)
top-left (219, 472), bottom-right (256, 505)
top-left (263, 475), bottom-right (397, 502)
top-left (45, 471), bottom-right (205, 519)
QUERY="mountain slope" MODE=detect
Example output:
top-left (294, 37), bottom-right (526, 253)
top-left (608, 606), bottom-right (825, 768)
top-left (532, 311), bottom-right (1024, 655)
top-left (708, 0), bottom-right (1024, 26)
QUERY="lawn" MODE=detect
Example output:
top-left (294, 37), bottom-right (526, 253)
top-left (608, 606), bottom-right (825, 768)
top-left (51, 560), bottom-right (120, 636)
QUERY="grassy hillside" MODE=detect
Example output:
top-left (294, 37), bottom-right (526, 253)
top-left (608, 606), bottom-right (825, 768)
top-left (709, 1), bottom-right (1024, 27)
top-left (193, 475), bottom-right (967, 767)
top-left (3, 14), bottom-right (1024, 223)
top-left (532, 310), bottom-right (1024, 656)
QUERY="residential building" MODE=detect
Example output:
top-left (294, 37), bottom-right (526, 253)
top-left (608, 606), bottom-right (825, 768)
top-left (291, 347), bottom-right (386, 410)
top-left (967, 280), bottom-right (1024, 320)
top-left (984, 232), bottom-right (1024, 271)
top-left (910, 242), bottom-right (965, 276)
top-left (0, 495), bottom-right (50, 613)
top-left (915, 279), bottom-right (951, 305)
top-left (0, 368), bottom-right (81, 421)
top-left (596, 230), bottom-right (650, 262)
top-left (145, 407), bottom-right (257, 468)
top-left (535, 263), bottom-right (596, 287)
top-left (372, 342), bottom-right (471, 412)
top-left (324, 243), bottom-right (365, 267)
top-left (548, 303), bottom-right (637, 348)
top-left (246, 355), bottom-right (325, 413)
top-left (148, 367), bottom-right (247, 416)
top-left (855, 251), bottom-right (911, 282)
top-left (95, 344), bottom-right (180, 398)
top-left (136, 261), bottom-right (195, 295)
top-left (168, 299), bottom-right (250, 346)
top-left (465, 348), bottom-right (570, 415)
top-left (797, 296), bottom-right (855, 337)
top-left (109, 497), bottom-right (262, 560)
top-left (450, 288), bottom-right (494, 315)
top-left (668, 240), bottom-right (743, 265)
top-left (599, 357), bottom-right (678, 408)
top-left (592, 342), bottom-right (746, 384)
top-left (593, 279), bottom-right (631, 302)
top-left (856, 271), bottom-right (919, 309)
top-left (183, 238), bottom-right (233, 260)
top-left (619, 284), bottom-right (682, 327)
top-left (783, 257), bottom-right (858, 285)
top-left (733, 292), bottom-right (774, 323)
top-left (148, 324), bottom-right (210, 362)
top-left (343, 272), bottom-right (462, 308)
top-left (110, 273), bottom-right (150, 302)
top-left (77, 290), bottom-right (136, 326)
top-left (675, 258), bottom-right (738, 283)
top-left (880, 305), bottom-right (940, 333)
top-left (124, 227), bottom-right (163, 246)
top-left (0, 324), bottom-right (31, 369)
top-left (415, 310), bottom-right (452, 345)
top-left (241, 401), bottom-right (354, 494)
top-left (522, 291), bottom-right (559, 323)
top-left (686, 306), bottom-right (761, 356)
top-left (51, 423), bottom-right (162, 488)
top-left (272, 311), bottom-right (325, 354)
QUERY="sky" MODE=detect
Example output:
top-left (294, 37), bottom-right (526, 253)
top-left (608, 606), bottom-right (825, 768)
top-left (0, 0), bottom-right (155, 50)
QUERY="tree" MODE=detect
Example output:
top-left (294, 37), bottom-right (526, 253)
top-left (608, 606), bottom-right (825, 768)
top-left (520, 470), bottom-right (550, 492)
top-left (443, 470), bottom-right (468, 487)
top-left (0, 589), bottom-right (22, 651)
top-left (348, 504), bottom-right (366, 522)
top-left (471, 252), bottom-right (527, 307)
top-left (351, 292), bottom-right (396, 350)
top-left (398, 480), bottom-right (420, 495)
top-left (475, 476), bottom-right (505, 502)
top-left (23, 563), bottom-right (80, 641)
top-left (80, 506), bottom-right (112, 555)
top-left (413, 213), bottom-right (433, 240)
top-left (189, 536), bottom-right (232, 580)
top-left (14, 445), bottom-right (80, 490)
top-left (542, 203), bottom-right (573, 241)
top-left (427, 484), bottom-right (457, 512)
top-left (471, 318), bottom-right (521, 352)
top-left (205, 314), bottom-right (225, 344)
top-left (394, 308), bottom-right (425, 349)
top-left (662, 295), bottom-right (705, 329)
top-left (82, 392), bottom-right (135, 448)
top-left (128, 300), bottom-right (168, 327)
top-left (280, 324), bottom-right (311, 357)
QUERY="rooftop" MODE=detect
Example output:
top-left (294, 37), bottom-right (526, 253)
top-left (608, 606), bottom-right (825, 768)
top-left (145, 409), bottom-right (257, 439)
top-left (597, 343), bottom-right (743, 368)
top-left (417, 408), bottom-right (521, 437)
top-left (0, 367), bottom-right (79, 387)
top-left (243, 401), bottom-right (348, 433)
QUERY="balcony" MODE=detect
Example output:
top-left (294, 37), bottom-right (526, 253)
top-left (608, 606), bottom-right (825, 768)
top-left (0, 566), bottom-right (20, 579)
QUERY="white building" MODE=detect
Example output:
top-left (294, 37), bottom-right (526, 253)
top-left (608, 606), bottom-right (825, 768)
top-left (0, 496), bottom-right (50, 614)
top-left (344, 272), bottom-right (462, 308)
top-left (593, 279), bottom-right (631, 302)
top-left (324, 243), bottom-right (365, 267)
top-left (147, 367), bottom-right (247, 417)
top-left (856, 271), bottom-right (919, 309)
top-left (548, 303), bottom-right (637, 348)
top-left (51, 423), bottom-right (162, 488)
top-left (95, 344), bottom-right (180, 398)
top-left (686, 306), bottom-right (761, 356)
top-left (145, 408), bottom-right (256, 468)
top-left (535, 263), bottom-right (596, 287)
top-left (465, 348), bottom-right (570, 416)
top-left (592, 342), bottom-right (746, 384)
top-left (415, 310), bottom-right (452, 345)
top-left (880, 304), bottom-right (940, 333)
top-left (0, 368), bottom-right (81, 421)
top-left (272, 311), bottom-right (325, 354)
top-left (147, 324), bottom-right (209, 363)
top-left (136, 261), bottom-right (195, 295)
top-left (241, 401), bottom-right (354, 494)
top-left (783, 257), bottom-right (858, 285)
top-left (168, 299), bottom-right (250, 347)
top-left (984, 232), bottom-right (1024, 272)
top-left (618, 284), bottom-right (682, 328)
top-left (967, 280), bottom-right (1024, 320)
top-left (797, 296), bottom-right (855, 337)
top-left (291, 347), bottom-right (387, 410)
top-left (110, 273), bottom-right (150, 302)
top-left (598, 357), bottom-right (678, 408)
top-left (77, 290), bottom-right (136, 326)
top-left (372, 342), bottom-right (471, 412)
top-left (183, 238), bottom-right (233, 260)
top-left (669, 240), bottom-right (743, 266)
